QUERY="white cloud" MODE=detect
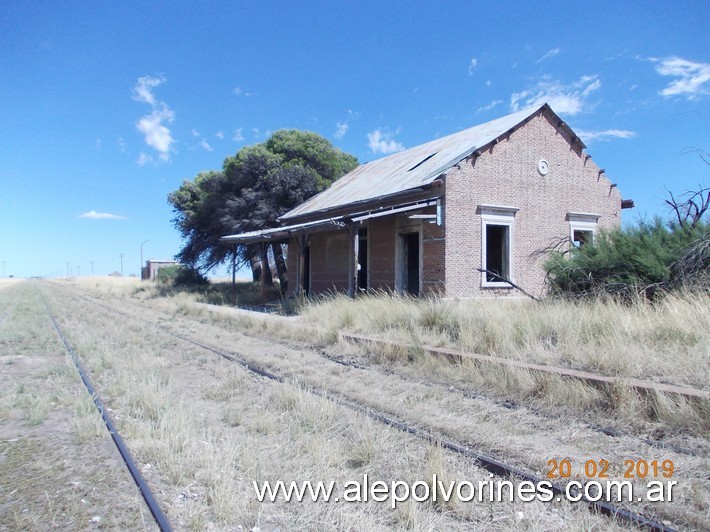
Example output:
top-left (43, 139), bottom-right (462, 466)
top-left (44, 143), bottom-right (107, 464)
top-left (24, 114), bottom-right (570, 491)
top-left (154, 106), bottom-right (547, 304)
top-left (654, 56), bottom-right (710, 99)
top-left (137, 152), bottom-right (152, 166)
top-left (367, 128), bottom-right (404, 154)
top-left (252, 128), bottom-right (260, 138)
top-left (233, 128), bottom-right (245, 142)
top-left (200, 138), bottom-right (213, 151)
top-left (79, 210), bottom-right (126, 220)
top-left (510, 75), bottom-right (602, 115)
top-left (468, 57), bottom-right (478, 75)
top-left (477, 99), bottom-right (503, 113)
top-left (133, 75), bottom-right (176, 162)
top-left (233, 86), bottom-right (253, 97)
top-left (132, 75), bottom-right (165, 105)
top-left (333, 109), bottom-right (359, 140)
top-left (215, 131), bottom-right (224, 139)
top-left (334, 121), bottom-right (348, 139)
top-left (136, 105), bottom-right (175, 160)
top-left (191, 129), bottom-right (200, 137)
top-left (537, 48), bottom-right (560, 63)
top-left (576, 129), bottom-right (637, 143)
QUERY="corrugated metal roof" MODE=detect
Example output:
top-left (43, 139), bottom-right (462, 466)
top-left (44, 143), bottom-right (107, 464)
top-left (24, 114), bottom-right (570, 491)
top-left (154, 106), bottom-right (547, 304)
top-left (281, 104), bottom-right (549, 221)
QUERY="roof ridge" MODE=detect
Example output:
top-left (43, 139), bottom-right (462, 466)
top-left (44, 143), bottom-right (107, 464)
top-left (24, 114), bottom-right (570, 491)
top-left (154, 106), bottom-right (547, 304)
top-left (281, 103), bottom-right (550, 221)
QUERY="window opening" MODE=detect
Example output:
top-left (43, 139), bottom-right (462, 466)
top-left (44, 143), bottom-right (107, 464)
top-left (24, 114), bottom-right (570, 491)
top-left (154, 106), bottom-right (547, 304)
top-left (478, 205), bottom-right (518, 288)
top-left (485, 225), bottom-right (510, 282)
top-left (567, 213), bottom-right (599, 252)
top-left (572, 229), bottom-right (593, 248)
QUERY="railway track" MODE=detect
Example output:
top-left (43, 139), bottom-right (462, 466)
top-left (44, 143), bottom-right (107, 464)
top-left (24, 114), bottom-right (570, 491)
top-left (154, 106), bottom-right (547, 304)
top-left (37, 288), bottom-right (172, 532)
top-left (40, 280), bottom-right (680, 531)
top-left (317, 350), bottom-right (702, 458)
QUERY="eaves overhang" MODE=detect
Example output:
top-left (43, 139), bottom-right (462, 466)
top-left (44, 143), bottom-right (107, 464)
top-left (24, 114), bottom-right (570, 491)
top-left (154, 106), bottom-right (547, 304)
top-left (220, 218), bottom-right (347, 245)
top-left (219, 197), bottom-right (439, 245)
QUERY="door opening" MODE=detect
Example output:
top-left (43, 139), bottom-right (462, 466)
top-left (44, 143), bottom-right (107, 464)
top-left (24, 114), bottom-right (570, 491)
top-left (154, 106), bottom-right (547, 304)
top-left (401, 232), bottom-right (420, 297)
top-left (303, 245), bottom-right (311, 296)
top-left (357, 228), bottom-right (368, 292)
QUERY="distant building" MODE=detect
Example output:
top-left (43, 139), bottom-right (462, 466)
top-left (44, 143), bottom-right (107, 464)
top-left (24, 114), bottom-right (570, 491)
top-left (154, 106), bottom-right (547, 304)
top-left (142, 260), bottom-right (179, 281)
top-left (108, 271), bottom-right (123, 277)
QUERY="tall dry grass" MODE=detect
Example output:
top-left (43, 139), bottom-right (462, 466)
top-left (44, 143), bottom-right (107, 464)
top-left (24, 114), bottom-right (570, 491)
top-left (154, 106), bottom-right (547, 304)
top-left (301, 291), bottom-right (709, 389)
top-left (60, 277), bottom-right (709, 431)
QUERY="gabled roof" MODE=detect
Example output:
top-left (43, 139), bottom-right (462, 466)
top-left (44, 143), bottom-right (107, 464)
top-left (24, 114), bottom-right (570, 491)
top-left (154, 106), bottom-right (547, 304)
top-left (282, 103), bottom-right (572, 222)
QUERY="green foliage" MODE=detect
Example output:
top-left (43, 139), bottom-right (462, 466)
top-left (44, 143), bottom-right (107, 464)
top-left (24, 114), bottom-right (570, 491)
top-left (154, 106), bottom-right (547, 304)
top-left (545, 218), bottom-right (709, 298)
top-left (168, 130), bottom-right (358, 273)
top-left (157, 265), bottom-right (181, 284)
top-left (157, 265), bottom-right (208, 286)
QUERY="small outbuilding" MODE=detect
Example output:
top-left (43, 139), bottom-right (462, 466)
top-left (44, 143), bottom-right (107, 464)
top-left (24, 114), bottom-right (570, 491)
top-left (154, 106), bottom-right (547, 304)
top-left (222, 104), bottom-right (631, 299)
top-left (141, 260), bottom-right (180, 281)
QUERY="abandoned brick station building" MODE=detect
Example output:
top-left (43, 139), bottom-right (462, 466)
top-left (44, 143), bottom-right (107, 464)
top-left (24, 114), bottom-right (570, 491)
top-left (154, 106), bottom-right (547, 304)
top-left (221, 104), bottom-right (631, 299)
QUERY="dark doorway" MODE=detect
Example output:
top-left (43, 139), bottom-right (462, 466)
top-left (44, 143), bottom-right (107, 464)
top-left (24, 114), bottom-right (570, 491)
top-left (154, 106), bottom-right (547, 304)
top-left (303, 245), bottom-right (311, 295)
top-left (402, 232), bottom-right (420, 296)
top-left (357, 228), bottom-right (368, 292)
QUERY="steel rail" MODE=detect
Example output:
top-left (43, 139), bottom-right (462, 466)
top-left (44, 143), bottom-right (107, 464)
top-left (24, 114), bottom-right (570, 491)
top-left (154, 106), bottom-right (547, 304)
top-left (167, 333), bottom-right (677, 532)
top-left (46, 282), bottom-right (677, 531)
top-left (38, 289), bottom-right (172, 532)
top-left (311, 344), bottom-right (700, 457)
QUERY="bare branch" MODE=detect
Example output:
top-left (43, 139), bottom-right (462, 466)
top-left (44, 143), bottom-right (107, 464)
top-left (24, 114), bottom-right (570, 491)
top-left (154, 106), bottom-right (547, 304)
top-left (529, 236), bottom-right (574, 259)
top-left (476, 268), bottom-right (541, 302)
top-left (664, 185), bottom-right (709, 229)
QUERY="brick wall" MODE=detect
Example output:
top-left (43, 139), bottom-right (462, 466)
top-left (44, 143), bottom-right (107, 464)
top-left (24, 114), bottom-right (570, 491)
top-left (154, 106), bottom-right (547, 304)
top-left (444, 110), bottom-right (622, 298)
top-left (308, 232), bottom-right (350, 293)
top-left (421, 205), bottom-right (445, 296)
top-left (368, 217), bottom-right (396, 290)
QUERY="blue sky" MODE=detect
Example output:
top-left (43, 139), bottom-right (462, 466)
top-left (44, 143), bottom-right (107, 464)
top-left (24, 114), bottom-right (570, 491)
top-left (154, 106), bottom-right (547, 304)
top-left (1, 1), bottom-right (708, 278)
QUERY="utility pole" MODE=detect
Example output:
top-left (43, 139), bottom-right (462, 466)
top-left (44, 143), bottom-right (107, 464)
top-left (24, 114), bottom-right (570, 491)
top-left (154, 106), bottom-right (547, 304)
top-left (119, 254), bottom-right (124, 276)
top-left (91, 261), bottom-right (94, 275)
top-left (77, 265), bottom-right (81, 276)
top-left (66, 262), bottom-right (69, 277)
top-left (140, 239), bottom-right (149, 279)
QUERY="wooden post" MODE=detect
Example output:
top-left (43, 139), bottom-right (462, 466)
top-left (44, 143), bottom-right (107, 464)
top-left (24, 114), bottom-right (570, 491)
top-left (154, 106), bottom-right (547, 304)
top-left (231, 244), bottom-right (236, 305)
top-left (295, 236), bottom-right (303, 297)
top-left (347, 226), bottom-right (359, 298)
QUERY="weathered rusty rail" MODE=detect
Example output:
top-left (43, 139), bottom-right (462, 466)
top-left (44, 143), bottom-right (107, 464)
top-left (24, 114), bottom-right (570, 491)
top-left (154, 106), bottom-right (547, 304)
top-left (341, 332), bottom-right (710, 400)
